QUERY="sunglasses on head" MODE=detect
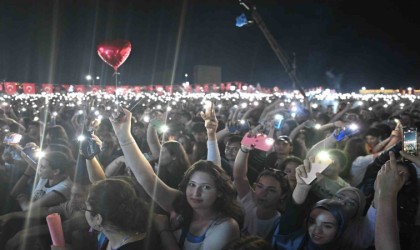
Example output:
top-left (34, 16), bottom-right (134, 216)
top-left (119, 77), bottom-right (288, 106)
top-left (264, 167), bottom-right (287, 177)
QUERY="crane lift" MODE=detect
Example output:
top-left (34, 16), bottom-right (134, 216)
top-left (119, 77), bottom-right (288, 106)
top-left (238, 0), bottom-right (305, 96)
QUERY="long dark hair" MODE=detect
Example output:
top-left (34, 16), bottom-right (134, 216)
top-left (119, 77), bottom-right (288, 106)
top-left (158, 141), bottom-right (191, 189)
top-left (342, 137), bottom-right (367, 180)
top-left (87, 179), bottom-right (149, 233)
top-left (176, 160), bottom-right (244, 228)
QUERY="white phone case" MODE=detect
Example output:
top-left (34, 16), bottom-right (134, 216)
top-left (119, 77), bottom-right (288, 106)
top-left (301, 157), bottom-right (333, 184)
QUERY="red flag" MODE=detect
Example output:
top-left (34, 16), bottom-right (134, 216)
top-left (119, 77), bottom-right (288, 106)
top-left (4, 82), bottom-right (17, 95)
top-left (235, 81), bottom-right (242, 91)
top-left (42, 83), bottom-right (54, 94)
top-left (203, 84), bottom-right (209, 93)
top-left (132, 86), bottom-right (142, 93)
top-left (60, 84), bottom-right (70, 91)
top-left (74, 85), bottom-right (86, 93)
top-left (195, 84), bottom-right (201, 92)
top-left (117, 85), bottom-right (129, 94)
top-left (105, 86), bottom-right (116, 94)
top-left (155, 85), bottom-right (163, 93)
top-left (22, 83), bottom-right (36, 94)
top-left (226, 82), bottom-right (232, 91)
top-left (220, 83), bottom-right (225, 91)
top-left (164, 85), bottom-right (173, 94)
top-left (90, 85), bottom-right (101, 92)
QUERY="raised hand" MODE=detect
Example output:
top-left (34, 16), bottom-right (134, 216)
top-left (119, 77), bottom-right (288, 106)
top-left (109, 108), bottom-right (132, 141)
top-left (200, 101), bottom-right (218, 135)
top-left (376, 151), bottom-right (407, 198)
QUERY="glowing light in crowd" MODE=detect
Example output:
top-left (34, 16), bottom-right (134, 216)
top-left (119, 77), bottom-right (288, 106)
top-left (161, 125), bottom-right (169, 133)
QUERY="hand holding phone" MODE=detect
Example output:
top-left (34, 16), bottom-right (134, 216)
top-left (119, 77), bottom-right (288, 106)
top-left (301, 153), bottom-right (333, 184)
top-left (334, 124), bottom-right (360, 141)
top-left (403, 127), bottom-right (417, 162)
top-left (3, 133), bottom-right (22, 144)
top-left (241, 132), bottom-right (275, 152)
top-left (80, 131), bottom-right (101, 160)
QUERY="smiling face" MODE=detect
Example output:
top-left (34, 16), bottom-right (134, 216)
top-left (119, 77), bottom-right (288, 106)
top-left (186, 171), bottom-right (219, 210)
top-left (308, 208), bottom-right (338, 246)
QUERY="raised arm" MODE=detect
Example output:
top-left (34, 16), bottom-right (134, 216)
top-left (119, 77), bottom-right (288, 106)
top-left (110, 109), bottom-right (181, 212)
top-left (233, 144), bottom-right (252, 199)
top-left (292, 159), bottom-right (313, 204)
top-left (83, 134), bottom-right (106, 183)
top-left (306, 133), bottom-right (337, 159)
top-left (147, 118), bottom-right (163, 160)
top-left (375, 152), bottom-right (405, 250)
top-left (202, 102), bottom-right (221, 166)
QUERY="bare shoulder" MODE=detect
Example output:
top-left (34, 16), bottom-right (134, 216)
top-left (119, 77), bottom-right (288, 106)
top-left (211, 217), bottom-right (240, 233)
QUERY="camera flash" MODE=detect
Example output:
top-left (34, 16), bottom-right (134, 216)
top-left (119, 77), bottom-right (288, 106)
top-left (314, 124), bottom-right (321, 130)
top-left (77, 135), bottom-right (86, 141)
top-left (35, 151), bottom-right (45, 159)
top-left (349, 124), bottom-right (358, 131)
top-left (318, 151), bottom-right (330, 161)
top-left (161, 125), bottom-right (169, 133)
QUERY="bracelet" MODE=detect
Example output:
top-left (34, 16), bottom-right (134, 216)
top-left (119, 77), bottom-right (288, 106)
top-left (159, 229), bottom-right (172, 236)
top-left (240, 146), bottom-right (250, 153)
top-left (120, 140), bottom-right (136, 147)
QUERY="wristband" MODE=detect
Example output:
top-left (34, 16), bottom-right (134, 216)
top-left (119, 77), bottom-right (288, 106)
top-left (240, 146), bottom-right (250, 153)
top-left (120, 140), bottom-right (136, 147)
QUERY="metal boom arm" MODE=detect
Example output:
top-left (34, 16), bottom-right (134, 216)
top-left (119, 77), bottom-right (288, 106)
top-left (239, 0), bottom-right (304, 94)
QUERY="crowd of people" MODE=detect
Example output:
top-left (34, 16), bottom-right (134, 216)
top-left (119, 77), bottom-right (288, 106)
top-left (0, 89), bottom-right (419, 250)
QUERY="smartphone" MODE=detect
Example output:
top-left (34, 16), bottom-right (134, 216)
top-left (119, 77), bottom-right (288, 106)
top-left (274, 114), bottom-right (284, 130)
top-left (80, 131), bottom-right (101, 160)
top-left (403, 127), bottom-right (417, 159)
top-left (334, 124), bottom-right (359, 141)
top-left (22, 147), bottom-right (40, 165)
top-left (241, 132), bottom-right (275, 152)
top-left (3, 133), bottom-right (22, 144)
top-left (301, 153), bottom-right (334, 184)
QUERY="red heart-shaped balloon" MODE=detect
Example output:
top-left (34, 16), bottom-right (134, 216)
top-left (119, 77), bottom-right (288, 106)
top-left (97, 40), bottom-right (132, 71)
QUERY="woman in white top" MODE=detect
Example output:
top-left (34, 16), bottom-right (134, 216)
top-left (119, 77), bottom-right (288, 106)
top-left (109, 104), bottom-right (242, 250)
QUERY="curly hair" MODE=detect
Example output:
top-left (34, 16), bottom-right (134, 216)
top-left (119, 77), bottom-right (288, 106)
top-left (87, 178), bottom-right (149, 233)
top-left (176, 160), bottom-right (244, 228)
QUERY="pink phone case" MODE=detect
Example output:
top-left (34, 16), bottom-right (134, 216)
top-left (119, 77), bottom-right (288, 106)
top-left (241, 133), bottom-right (275, 152)
top-left (301, 157), bottom-right (333, 184)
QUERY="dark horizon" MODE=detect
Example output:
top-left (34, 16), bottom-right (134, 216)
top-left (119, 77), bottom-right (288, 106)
top-left (1, 0), bottom-right (419, 92)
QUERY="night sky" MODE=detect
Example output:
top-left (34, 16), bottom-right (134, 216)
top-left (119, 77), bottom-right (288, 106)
top-left (1, 0), bottom-right (419, 92)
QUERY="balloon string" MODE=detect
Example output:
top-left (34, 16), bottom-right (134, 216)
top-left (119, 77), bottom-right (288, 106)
top-left (114, 70), bottom-right (119, 107)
